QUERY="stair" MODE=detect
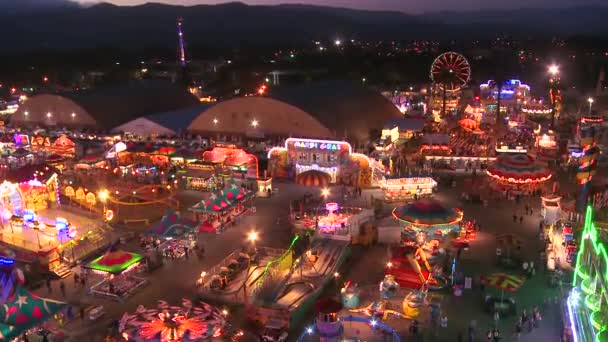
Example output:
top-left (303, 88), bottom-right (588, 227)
top-left (53, 264), bottom-right (72, 279)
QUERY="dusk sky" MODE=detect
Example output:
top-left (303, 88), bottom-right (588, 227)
top-left (80, 0), bottom-right (605, 14)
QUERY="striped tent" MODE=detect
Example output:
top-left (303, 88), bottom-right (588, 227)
top-left (296, 170), bottom-right (331, 187)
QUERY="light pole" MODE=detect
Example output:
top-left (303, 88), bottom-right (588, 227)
top-left (98, 190), bottom-right (108, 229)
top-left (244, 230), bottom-right (258, 304)
top-left (587, 97), bottom-right (594, 116)
top-left (548, 64), bottom-right (560, 129)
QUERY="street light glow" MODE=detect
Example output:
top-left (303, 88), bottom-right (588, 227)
top-left (588, 97), bottom-right (594, 104)
top-left (98, 190), bottom-right (109, 202)
top-left (213, 118), bottom-right (218, 125)
top-left (334, 39), bottom-right (341, 46)
top-left (248, 231), bottom-right (258, 242)
top-left (251, 119), bottom-right (259, 127)
top-left (321, 188), bottom-right (330, 197)
top-left (548, 64), bottom-right (559, 75)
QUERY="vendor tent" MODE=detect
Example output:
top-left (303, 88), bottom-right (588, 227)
top-left (0, 285), bottom-right (65, 340)
top-left (146, 209), bottom-right (195, 238)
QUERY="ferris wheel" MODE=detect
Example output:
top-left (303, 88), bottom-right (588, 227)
top-left (430, 52), bottom-right (471, 92)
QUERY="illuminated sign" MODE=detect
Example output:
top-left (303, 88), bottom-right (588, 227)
top-left (293, 140), bottom-right (340, 151)
top-left (0, 257), bottom-right (15, 265)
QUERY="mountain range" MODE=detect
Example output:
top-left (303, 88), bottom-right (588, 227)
top-left (1, 1), bottom-right (607, 54)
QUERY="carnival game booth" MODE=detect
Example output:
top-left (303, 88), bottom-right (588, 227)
top-left (268, 138), bottom-right (375, 188)
top-left (190, 179), bottom-right (254, 233)
top-left (486, 154), bottom-right (552, 194)
top-left (183, 161), bottom-right (229, 192)
top-left (381, 177), bottom-right (437, 202)
top-left (119, 298), bottom-right (226, 341)
top-left (393, 198), bottom-right (463, 241)
top-left (86, 249), bottom-right (148, 301)
top-left (144, 209), bottom-right (196, 259)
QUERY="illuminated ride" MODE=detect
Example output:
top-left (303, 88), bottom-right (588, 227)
top-left (385, 245), bottom-right (448, 291)
top-left (392, 198), bottom-right (463, 238)
top-left (430, 52), bottom-right (471, 92)
top-left (430, 52), bottom-right (471, 118)
top-left (118, 299), bottom-right (226, 341)
top-left (298, 298), bottom-right (401, 342)
top-left (317, 202), bottom-right (349, 235)
top-left (486, 154), bottom-right (552, 190)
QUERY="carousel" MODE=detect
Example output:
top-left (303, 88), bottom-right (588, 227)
top-left (392, 198), bottom-right (463, 239)
top-left (486, 154), bottom-right (552, 193)
top-left (118, 298), bottom-right (226, 341)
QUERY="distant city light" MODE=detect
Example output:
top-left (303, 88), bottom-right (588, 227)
top-left (334, 39), bottom-right (341, 46)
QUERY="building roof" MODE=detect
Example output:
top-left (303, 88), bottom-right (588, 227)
top-left (61, 81), bottom-right (199, 128)
top-left (144, 103), bottom-right (215, 133)
top-left (383, 117), bottom-right (426, 131)
top-left (13, 81), bottom-right (199, 130)
top-left (268, 81), bottom-right (402, 140)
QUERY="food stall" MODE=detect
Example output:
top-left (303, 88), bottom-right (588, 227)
top-left (381, 177), bottom-right (437, 202)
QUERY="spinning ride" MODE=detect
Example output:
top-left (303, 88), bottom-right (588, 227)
top-left (392, 198), bottom-right (463, 237)
top-left (486, 154), bottom-right (551, 191)
top-left (119, 299), bottom-right (226, 341)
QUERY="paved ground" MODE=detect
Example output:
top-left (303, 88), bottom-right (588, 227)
top-left (30, 172), bottom-right (573, 341)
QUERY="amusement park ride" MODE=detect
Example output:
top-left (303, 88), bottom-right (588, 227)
top-left (430, 52), bottom-right (472, 118)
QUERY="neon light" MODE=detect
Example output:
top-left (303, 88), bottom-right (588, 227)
top-left (567, 292), bottom-right (580, 342)
top-left (284, 138), bottom-right (352, 155)
top-left (325, 202), bottom-right (339, 212)
top-left (0, 257), bottom-right (15, 265)
top-left (486, 171), bottom-right (552, 184)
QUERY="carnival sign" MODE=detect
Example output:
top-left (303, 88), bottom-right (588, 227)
top-left (75, 188), bottom-right (85, 200)
top-left (85, 192), bottom-right (96, 205)
top-left (64, 186), bottom-right (75, 197)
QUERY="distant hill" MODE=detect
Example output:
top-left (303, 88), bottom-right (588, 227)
top-left (425, 6), bottom-right (608, 37)
top-left (0, 2), bottom-right (607, 53)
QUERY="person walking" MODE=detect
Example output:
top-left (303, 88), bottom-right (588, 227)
top-left (515, 318), bottom-right (522, 339)
top-left (46, 278), bottom-right (52, 293)
top-left (59, 281), bottom-right (66, 298)
top-left (519, 216), bottom-right (523, 224)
